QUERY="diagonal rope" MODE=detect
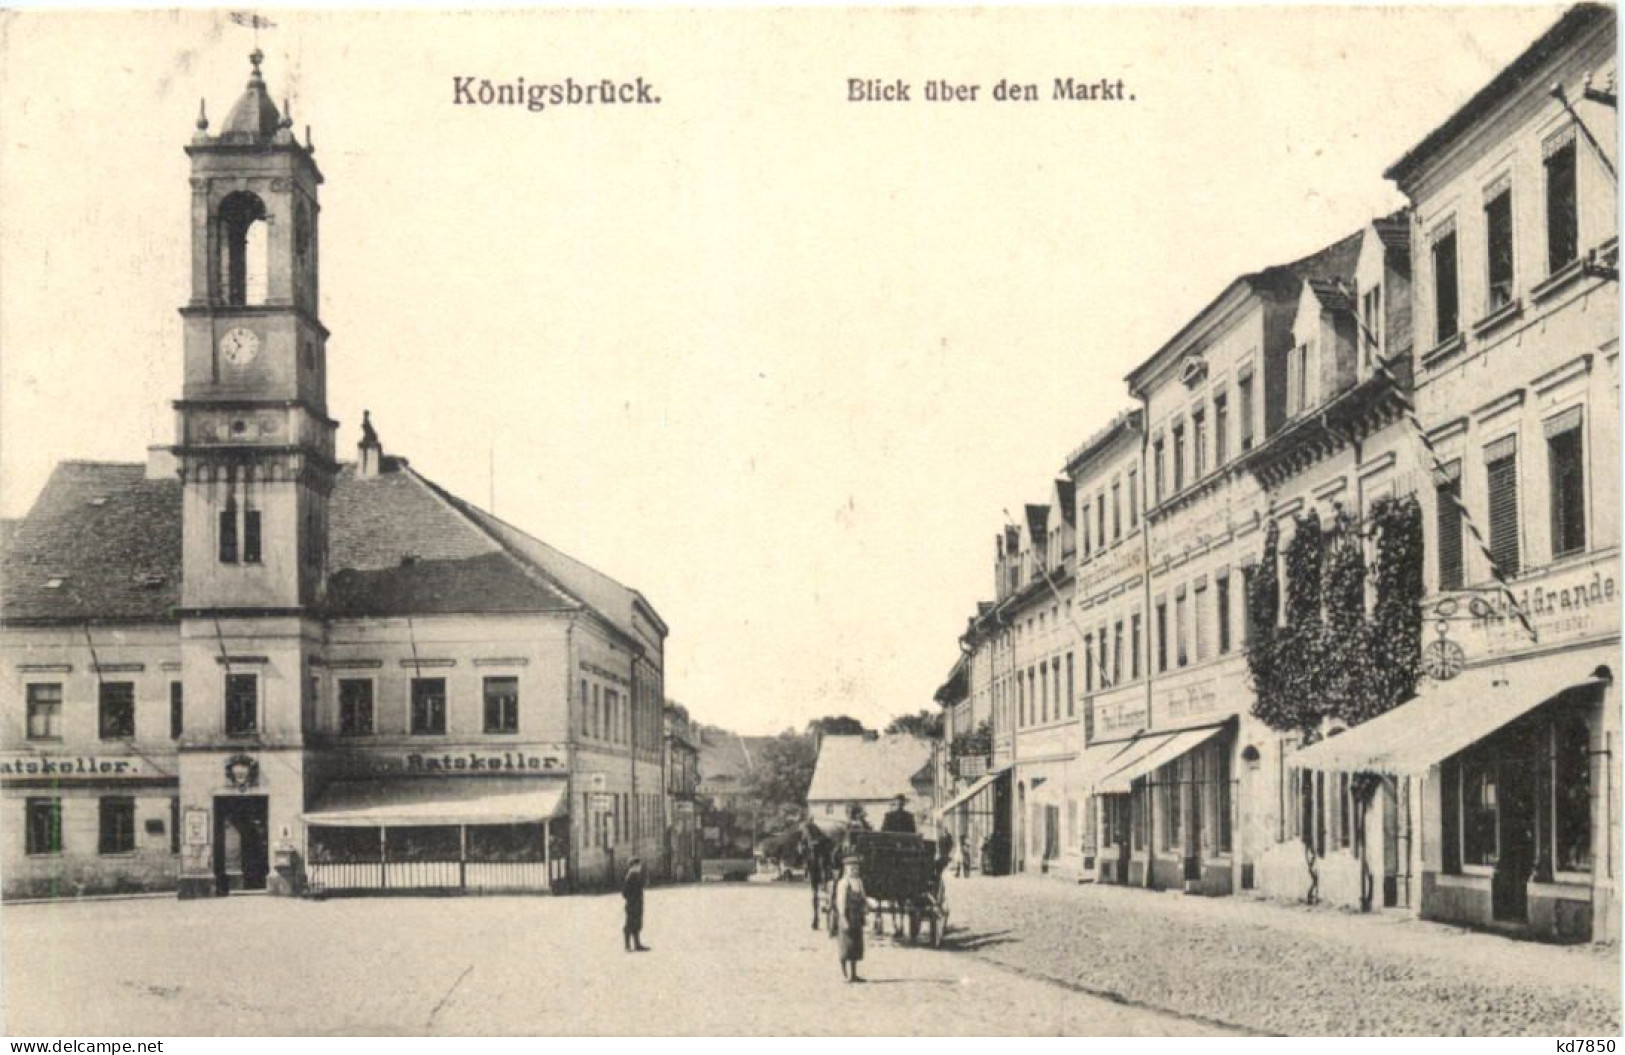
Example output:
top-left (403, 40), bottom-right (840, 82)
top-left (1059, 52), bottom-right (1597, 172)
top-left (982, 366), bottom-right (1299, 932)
top-left (1335, 281), bottom-right (1537, 643)
top-left (1552, 85), bottom-right (1617, 186)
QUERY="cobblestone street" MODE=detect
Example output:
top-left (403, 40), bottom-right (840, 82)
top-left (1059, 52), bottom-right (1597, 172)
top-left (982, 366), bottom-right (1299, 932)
top-left (0, 882), bottom-right (1231, 1036)
top-left (2, 877), bottom-right (1617, 1036)
top-left (948, 874), bottom-right (1621, 1036)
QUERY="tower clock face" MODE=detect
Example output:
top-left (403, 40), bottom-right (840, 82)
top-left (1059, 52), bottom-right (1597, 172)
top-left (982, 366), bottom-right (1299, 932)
top-left (220, 327), bottom-right (261, 367)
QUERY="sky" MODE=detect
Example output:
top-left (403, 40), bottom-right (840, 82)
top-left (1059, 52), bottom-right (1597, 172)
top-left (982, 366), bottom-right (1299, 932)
top-left (0, 6), bottom-right (1568, 734)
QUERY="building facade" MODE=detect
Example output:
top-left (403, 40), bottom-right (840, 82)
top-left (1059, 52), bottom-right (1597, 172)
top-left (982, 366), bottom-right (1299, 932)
top-left (0, 52), bottom-right (668, 900)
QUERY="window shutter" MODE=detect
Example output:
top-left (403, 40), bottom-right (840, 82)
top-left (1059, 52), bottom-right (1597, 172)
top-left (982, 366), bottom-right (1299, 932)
top-left (1485, 445), bottom-right (1521, 577)
top-left (1436, 471), bottom-right (1464, 590)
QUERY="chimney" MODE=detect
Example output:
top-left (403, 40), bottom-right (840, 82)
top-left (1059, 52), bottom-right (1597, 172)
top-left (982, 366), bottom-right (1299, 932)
top-left (358, 410), bottom-right (384, 478)
top-left (146, 445), bottom-right (179, 481)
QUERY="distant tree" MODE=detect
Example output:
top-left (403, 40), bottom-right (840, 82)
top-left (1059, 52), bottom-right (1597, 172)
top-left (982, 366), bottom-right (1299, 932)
top-left (805, 715), bottom-right (868, 738)
top-left (884, 709), bottom-right (943, 739)
top-left (747, 731), bottom-right (818, 811)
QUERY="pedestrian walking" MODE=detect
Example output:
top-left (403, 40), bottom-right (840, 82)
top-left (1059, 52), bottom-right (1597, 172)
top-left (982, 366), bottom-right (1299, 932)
top-left (622, 857), bottom-right (648, 952)
top-left (833, 854), bottom-right (867, 983)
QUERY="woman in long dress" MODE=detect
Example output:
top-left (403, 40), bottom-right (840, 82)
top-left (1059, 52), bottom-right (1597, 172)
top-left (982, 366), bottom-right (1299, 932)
top-left (833, 855), bottom-right (867, 983)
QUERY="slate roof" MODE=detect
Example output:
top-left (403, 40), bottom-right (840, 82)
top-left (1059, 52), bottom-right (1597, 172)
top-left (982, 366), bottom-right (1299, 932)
top-left (805, 734), bottom-right (933, 804)
top-left (1, 459), bottom-right (650, 631)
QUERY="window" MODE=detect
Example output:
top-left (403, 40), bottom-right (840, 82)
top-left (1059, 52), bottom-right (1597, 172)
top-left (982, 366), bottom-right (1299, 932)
top-left (1153, 437), bottom-right (1166, 502)
top-left (99, 682), bottom-right (135, 740)
top-left (1362, 285), bottom-right (1383, 360)
top-left (1128, 467), bottom-right (1139, 528)
top-left (1111, 480), bottom-right (1121, 541)
top-left (1097, 629), bottom-right (1108, 689)
top-left (1216, 575), bottom-right (1231, 654)
top-left (219, 506), bottom-right (238, 563)
top-left (243, 509), bottom-right (262, 564)
top-left (339, 679), bottom-right (374, 736)
top-left (170, 681), bottom-right (183, 739)
top-left (1081, 508), bottom-right (1091, 558)
top-left (1131, 613), bottom-right (1142, 680)
top-left (1112, 622), bottom-right (1123, 687)
top-left (1175, 592), bottom-right (1189, 668)
top-left (410, 678), bottom-right (447, 736)
top-left (1084, 635), bottom-right (1094, 693)
top-left (1028, 670), bottom-right (1036, 725)
top-left (1215, 747), bottom-right (1233, 855)
top-left (98, 797), bottom-right (135, 855)
top-left (1337, 773), bottom-right (1352, 850)
top-left (1461, 755), bottom-right (1498, 867)
top-left (1016, 674), bottom-right (1025, 727)
top-left (1546, 133), bottom-right (1579, 274)
top-left (1436, 462), bottom-right (1464, 590)
top-left (1040, 665), bottom-right (1049, 723)
top-left (1289, 344), bottom-right (1312, 415)
top-left (1156, 603), bottom-right (1168, 673)
top-left (1432, 224), bottom-right (1460, 344)
top-left (1238, 371), bottom-right (1255, 451)
top-left (220, 673), bottom-right (257, 736)
top-left (1193, 408), bottom-right (1207, 477)
top-left (1213, 391), bottom-right (1228, 467)
top-left (1547, 410), bottom-right (1586, 558)
top-left (1555, 709), bottom-right (1592, 872)
top-left (171, 797), bottom-right (181, 855)
top-left (1097, 494), bottom-right (1106, 549)
top-left (26, 798), bottom-right (62, 856)
top-left (1485, 437), bottom-right (1521, 578)
top-left (1065, 653), bottom-right (1074, 717)
top-left (1131, 784), bottom-right (1146, 850)
top-left (592, 683), bottom-right (601, 739)
top-left (1194, 581), bottom-right (1209, 662)
top-left (26, 683), bottom-right (62, 741)
top-left (1485, 184), bottom-right (1514, 312)
top-left (1172, 424), bottom-right (1186, 492)
top-left (1162, 763), bottom-right (1181, 852)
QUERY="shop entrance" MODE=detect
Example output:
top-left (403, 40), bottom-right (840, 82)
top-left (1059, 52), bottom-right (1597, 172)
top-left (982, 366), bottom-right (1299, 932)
top-left (215, 795), bottom-right (269, 894)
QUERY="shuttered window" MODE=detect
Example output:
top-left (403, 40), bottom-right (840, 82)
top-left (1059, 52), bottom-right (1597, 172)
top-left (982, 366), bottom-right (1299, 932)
top-left (1436, 461), bottom-right (1464, 590)
top-left (1547, 408), bottom-right (1586, 558)
top-left (1485, 438), bottom-right (1520, 578)
top-left (1433, 227), bottom-right (1460, 343)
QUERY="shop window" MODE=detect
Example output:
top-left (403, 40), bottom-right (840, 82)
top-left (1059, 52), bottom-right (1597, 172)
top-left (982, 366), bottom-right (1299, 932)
top-left (1436, 462), bottom-right (1464, 590)
top-left (1441, 757), bottom-right (1462, 873)
top-left (386, 825), bottom-right (460, 863)
top-left (1432, 224), bottom-right (1460, 344)
top-left (99, 682), bottom-right (135, 740)
top-left (170, 681), bottom-right (183, 739)
top-left (225, 673), bottom-right (258, 737)
top-left (484, 676), bottom-right (519, 735)
top-left (410, 678), bottom-right (447, 736)
top-left (1461, 755), bottom-right (1499, 867)
top-left (26, 797), bottom-right (62, 856)
top-left (1337, 773), bottom-right (1352, 850)
top-left (1547, 411), bottom-right (1586, 558)
top-left (1161, 764), bottom-right (1180, 852)
top-left (310, 825), bottom-right (383, 865)
top-left (1545, 133), bottom-right (1579, 274)
top-left (1485, 185), bottom-right (1515, 311)
top-left (1215, 747), bottom-right (1233, 855)
top-left (1485, 437), bottom-right (1520, 578)
top-left (98, 797), bottom-right (136, 855)
top-left (339, 679), bottom-right (374, 736)
top-left (1554, 710), bottom-right (1593, 873)
top-left (468, 823), bottom-right (545, 863)
top-left (26, 683), bottom-right (62, 741)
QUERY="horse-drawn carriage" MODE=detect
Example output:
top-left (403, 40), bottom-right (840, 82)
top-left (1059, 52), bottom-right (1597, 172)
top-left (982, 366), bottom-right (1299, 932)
top-left (814, 829), bottom-right (948, 948)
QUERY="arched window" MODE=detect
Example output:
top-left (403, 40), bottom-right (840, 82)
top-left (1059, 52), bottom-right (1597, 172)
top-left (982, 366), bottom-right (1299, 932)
top-left (218, 192), bottom-right (269, 307)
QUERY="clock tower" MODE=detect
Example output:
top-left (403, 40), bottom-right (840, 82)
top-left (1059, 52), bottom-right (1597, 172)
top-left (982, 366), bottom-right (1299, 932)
top-left (173, 51), bottom-right (334, 897)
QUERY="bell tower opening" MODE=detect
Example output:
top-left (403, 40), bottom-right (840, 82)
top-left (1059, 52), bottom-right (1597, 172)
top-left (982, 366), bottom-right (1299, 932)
top-left (218, 191), bottom-right (269, 307)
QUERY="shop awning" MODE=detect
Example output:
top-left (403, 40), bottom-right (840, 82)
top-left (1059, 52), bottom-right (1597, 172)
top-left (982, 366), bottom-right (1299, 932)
top-left (1292, 651), bottom-right (1613, 777)
top-left (1072, 739), bottom-right (1145, 795)
top-left (937, 763), bottom-right (1010, 816)
top-left (1096, 724), bottom-right (1228, 795)
top-left (304, 778), bottom-right (568, 827)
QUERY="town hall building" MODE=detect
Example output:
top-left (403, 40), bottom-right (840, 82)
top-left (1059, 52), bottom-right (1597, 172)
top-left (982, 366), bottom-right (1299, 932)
top-left (0, 51), bottom-right (668, 899)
